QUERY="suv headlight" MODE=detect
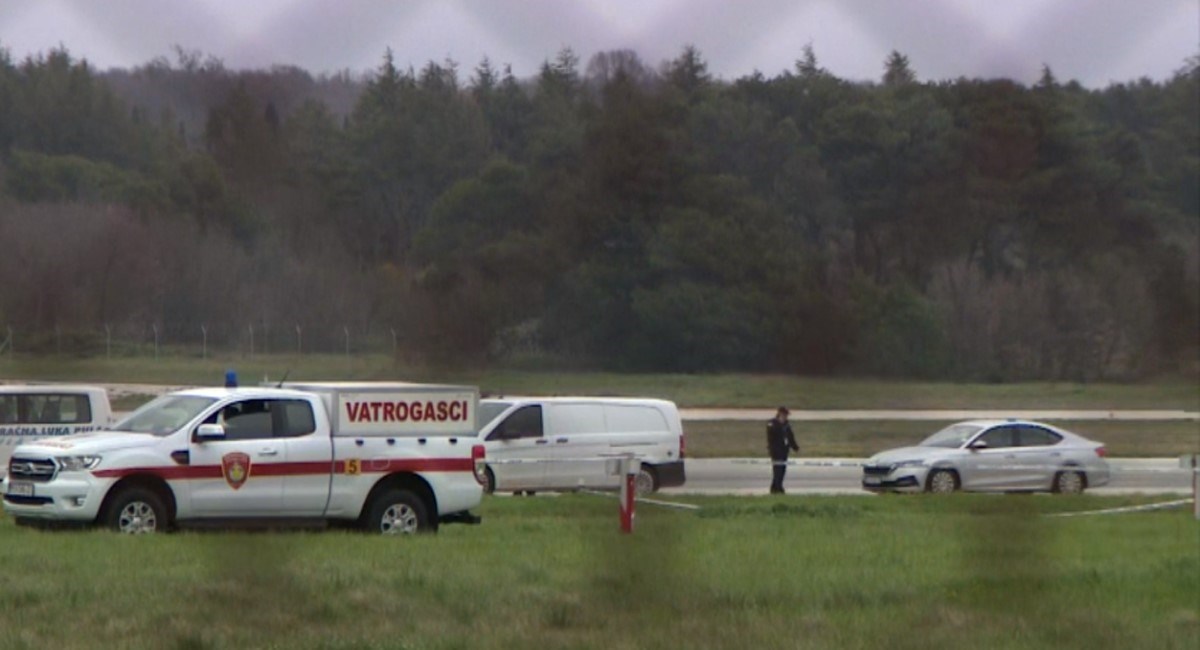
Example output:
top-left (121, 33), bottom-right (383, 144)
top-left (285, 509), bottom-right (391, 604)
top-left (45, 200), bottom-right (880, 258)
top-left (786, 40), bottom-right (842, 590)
top-left (893, 460), bottom-right (925, 469)
top-left (56, 456), bottom-right (102, 471)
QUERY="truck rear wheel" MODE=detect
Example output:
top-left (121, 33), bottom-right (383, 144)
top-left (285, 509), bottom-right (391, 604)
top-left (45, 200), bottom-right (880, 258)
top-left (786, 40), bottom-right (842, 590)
top-left (103, 487), bottom-right (167, 534)
top-left (364, 489), bottom-right (432, 535)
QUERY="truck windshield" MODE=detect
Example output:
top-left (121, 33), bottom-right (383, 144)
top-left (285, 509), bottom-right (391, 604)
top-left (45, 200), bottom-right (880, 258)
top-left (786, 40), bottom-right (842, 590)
top-left (113, 395), bottom-right (217, 436)
top-left (920, 423), bottom-right (984, 448)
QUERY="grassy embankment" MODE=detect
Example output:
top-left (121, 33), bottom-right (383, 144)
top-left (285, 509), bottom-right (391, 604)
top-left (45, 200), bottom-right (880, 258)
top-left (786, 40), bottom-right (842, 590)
top-left (2, 353), bottom-right (1197, 409)
top-left (4, 354), bottom-right (1197, 457)
top-left (0, 494), bottom-right (1195, 649)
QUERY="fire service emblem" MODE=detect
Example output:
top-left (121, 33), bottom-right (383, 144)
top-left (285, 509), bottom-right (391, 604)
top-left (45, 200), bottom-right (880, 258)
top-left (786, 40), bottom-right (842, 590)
top-left (221, 452), bottom-right (252, 490)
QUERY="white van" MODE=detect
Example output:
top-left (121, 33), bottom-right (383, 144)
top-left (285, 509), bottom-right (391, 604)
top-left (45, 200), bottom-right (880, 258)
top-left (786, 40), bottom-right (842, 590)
top-left (0, 385), bottom-right (113, 472)
top-left (477, 397), bottom-right (686, 495)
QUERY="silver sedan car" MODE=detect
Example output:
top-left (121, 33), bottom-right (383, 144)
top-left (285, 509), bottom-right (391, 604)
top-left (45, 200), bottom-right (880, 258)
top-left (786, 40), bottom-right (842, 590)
top-left (861, 420), bottom-right (1110, 494)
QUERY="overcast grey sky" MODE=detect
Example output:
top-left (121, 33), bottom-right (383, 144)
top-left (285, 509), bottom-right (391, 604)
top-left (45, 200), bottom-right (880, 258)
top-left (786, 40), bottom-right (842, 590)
top-left (0, 0), bottom-right (1196, 87)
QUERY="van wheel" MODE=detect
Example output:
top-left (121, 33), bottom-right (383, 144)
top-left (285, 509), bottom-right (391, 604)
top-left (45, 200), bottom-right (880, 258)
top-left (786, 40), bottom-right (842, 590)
top-left (364, 489), bottom-right (432, 535)
top-left (483, 467), bottom-right (496, 495)
top-left (635, 466), bottom-right (658, 495)
top-left (103, 487), bottom-right (167, 534)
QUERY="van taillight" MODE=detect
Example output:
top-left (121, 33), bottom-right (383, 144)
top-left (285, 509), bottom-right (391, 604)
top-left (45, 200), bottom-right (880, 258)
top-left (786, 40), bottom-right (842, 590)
top-left (471, 444), bottom-right (487, 485)
top-left (679, 433), bottom-right (686, 459)
top-left (1095, 446), bottom-right (1107, 458)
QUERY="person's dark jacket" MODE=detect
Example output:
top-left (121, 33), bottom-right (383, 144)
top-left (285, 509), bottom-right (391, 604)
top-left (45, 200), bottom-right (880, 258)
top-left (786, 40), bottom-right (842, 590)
top-left (766, 417), bottom-right (799, 460)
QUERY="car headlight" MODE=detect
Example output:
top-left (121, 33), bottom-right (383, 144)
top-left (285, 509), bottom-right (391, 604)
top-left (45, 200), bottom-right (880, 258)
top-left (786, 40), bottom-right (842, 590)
top-left (56, 456), bottom-right (102, 471)
top-left (893, 460), bottom-right (926, 469)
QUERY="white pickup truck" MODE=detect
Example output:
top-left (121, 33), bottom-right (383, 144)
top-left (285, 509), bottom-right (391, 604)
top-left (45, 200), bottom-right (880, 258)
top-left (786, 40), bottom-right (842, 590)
top-left (3, 382), bottom-right (486, 534)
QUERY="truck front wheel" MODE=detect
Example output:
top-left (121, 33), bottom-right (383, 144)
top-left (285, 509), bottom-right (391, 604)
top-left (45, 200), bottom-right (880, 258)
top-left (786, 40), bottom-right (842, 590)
top-left (364, 489), bottom-right (432, 535)
top-left (103, 487), bottom-right (167, 534)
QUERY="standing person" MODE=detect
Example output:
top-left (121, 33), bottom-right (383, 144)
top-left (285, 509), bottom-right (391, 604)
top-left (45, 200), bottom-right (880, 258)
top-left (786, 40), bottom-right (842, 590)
top-left (767, 406), bottom-right (799, 494)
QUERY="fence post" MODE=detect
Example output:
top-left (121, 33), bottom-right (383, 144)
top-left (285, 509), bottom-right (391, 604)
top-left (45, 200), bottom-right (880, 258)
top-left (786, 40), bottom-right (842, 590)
top-left (263, 321), bottom-right (269, 355)
top-left (201, 324), bottom-right (208, 359)
top-left (152, 323), bottom-right (159, 359)
top-left (295, 324), bottom-right (302, 355)
top-left (343, 326), bottom-right (350, 357)
top-left (105, 324), bottom-right (111, 359)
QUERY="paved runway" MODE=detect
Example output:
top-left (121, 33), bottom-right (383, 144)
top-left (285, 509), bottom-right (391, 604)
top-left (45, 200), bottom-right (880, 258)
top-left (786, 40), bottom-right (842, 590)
top-left (660, 458), bottom-right (1196, 496)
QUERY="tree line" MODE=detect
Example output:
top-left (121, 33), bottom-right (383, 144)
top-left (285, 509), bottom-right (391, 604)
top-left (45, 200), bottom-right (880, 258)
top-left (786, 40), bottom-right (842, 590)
top-left (0, 43), bottom-right (1196, 379)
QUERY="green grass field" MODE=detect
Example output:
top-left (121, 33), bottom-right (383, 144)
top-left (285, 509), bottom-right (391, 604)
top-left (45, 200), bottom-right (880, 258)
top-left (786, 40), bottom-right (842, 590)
top-left (685, 420), bottom-right (1200, 458)
top-left (0, 495), bottom-right (1196, 649)
top-left (2, 353), bottom-right (1198, 410)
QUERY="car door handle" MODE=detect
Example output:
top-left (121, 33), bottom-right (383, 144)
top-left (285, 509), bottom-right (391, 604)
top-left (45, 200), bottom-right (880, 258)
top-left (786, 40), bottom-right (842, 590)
top-left (534, 439), bottom-right (549, 445)
top-left (555, 438), bottom-right (569, 444)
top-left (258, 449), bottom-right (279, 456)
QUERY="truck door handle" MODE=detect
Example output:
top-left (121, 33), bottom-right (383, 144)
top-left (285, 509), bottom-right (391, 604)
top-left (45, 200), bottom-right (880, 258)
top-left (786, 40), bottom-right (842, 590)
top-left (555, 438), bottom-right (569, 444)
top-left (534, 439), bottom-right (549, 445)
top-left (258, 449), bottom-right (279, 457)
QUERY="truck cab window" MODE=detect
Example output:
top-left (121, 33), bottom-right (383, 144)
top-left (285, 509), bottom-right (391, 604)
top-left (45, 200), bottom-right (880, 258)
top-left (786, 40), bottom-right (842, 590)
top-left (219, 400), bottom-right (274, 441)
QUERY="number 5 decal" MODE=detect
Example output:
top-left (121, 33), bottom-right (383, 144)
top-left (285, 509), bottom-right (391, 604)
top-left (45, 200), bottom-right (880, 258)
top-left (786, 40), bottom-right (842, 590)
top-left (345, 458), bottom-right (361, 475)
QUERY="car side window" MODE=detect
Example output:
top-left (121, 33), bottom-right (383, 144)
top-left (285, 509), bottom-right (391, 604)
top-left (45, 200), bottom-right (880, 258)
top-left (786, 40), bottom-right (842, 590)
top-left (491, 405), bottom-right (543, 440)
top-left (1018, 426), bottom-right (1062, 447)
top-left (977, 426), bottom-right (1016, 449)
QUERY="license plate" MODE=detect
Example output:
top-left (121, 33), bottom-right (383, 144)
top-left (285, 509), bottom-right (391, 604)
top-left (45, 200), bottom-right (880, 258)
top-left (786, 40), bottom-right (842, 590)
top-left (862, 476), bottom-right (882, 486)
top-left (7, 481), bottom-right (33, 497)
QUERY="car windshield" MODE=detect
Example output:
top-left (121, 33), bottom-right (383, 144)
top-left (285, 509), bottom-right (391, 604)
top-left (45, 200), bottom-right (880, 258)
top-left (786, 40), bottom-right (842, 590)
top-left (477, 401), bottom-right (513, 431)
top-left (920, 423), bottom-right (984, 449)
top-left (113, 395), bottom-right (217, 436)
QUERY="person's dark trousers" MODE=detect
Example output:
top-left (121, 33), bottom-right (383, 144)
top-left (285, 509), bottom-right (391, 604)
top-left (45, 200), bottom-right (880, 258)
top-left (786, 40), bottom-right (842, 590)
top-left (770, 458), bottom-right (787, 493)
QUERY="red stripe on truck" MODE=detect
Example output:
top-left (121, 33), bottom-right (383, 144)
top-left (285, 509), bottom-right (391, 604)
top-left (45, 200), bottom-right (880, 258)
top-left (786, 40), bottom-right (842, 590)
top-left (92, 457), bottom-right (473, 479)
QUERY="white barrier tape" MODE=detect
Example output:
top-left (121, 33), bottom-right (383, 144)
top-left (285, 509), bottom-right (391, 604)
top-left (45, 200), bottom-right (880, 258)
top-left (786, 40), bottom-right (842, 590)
top-left (579, 489), bottom-right (701, 511)
top-left (731, 459), bottom-right (1196, 473)
top-left (732, 459), bottom-right (865, 468)
top-left (485, 456), bottom-right (647, 465)
top-left (1046, 498), bottom-right (1194, 517)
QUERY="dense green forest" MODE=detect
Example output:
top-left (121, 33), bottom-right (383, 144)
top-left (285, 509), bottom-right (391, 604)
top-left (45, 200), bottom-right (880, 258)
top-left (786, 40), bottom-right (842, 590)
top-left (0, 43), bottom-right (1196, 379)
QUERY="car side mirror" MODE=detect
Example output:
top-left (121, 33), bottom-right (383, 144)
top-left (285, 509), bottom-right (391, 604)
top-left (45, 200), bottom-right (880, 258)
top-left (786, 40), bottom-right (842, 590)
top-left (195, 423), bottom-right (226, 442)
top-left (968, 440), bottom-right (989, 451)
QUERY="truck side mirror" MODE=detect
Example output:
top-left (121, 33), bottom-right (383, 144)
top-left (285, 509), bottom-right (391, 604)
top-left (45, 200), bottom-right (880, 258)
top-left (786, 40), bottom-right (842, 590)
top-left (195, 423), bottom-right (226, 442)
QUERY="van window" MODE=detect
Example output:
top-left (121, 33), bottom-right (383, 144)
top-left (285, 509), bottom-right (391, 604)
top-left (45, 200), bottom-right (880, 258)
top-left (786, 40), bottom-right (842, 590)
top-left (548, 404), bottom-right (606, 435)
top-left (0, 395), bottom-right (16, 424)
top-left (6, 393), bottom-right (93, 425)
top-left (478, 401), bottom-right (513, 429)
top-left (489, 405), bottom-right (543, 440)
top-left (604, 405), bottom-right (668, 433)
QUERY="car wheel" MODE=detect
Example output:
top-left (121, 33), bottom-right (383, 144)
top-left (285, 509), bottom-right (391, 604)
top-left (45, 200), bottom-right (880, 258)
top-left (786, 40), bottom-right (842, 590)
top-left (365, 489), bottom-right (432, 535)
top-left (103, 487), bottom-right (168, 534)
top-left (926, 469), bottom-right (959, 494)
top-left (483, 467), bottom-right (496, 495)
top-left (634, 465), bottom-right (658, 496)
top-left (1053, 469), bottom-right (1086, 494)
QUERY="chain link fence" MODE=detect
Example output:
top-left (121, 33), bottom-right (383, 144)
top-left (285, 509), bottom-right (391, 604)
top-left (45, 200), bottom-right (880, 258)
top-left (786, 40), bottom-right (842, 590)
top-left (0, 322), bottom-right (406, 359)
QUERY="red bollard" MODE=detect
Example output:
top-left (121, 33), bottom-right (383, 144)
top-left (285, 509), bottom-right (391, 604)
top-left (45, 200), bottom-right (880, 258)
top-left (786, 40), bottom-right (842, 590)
top-left (618, 455), bottom-right (638, 533)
